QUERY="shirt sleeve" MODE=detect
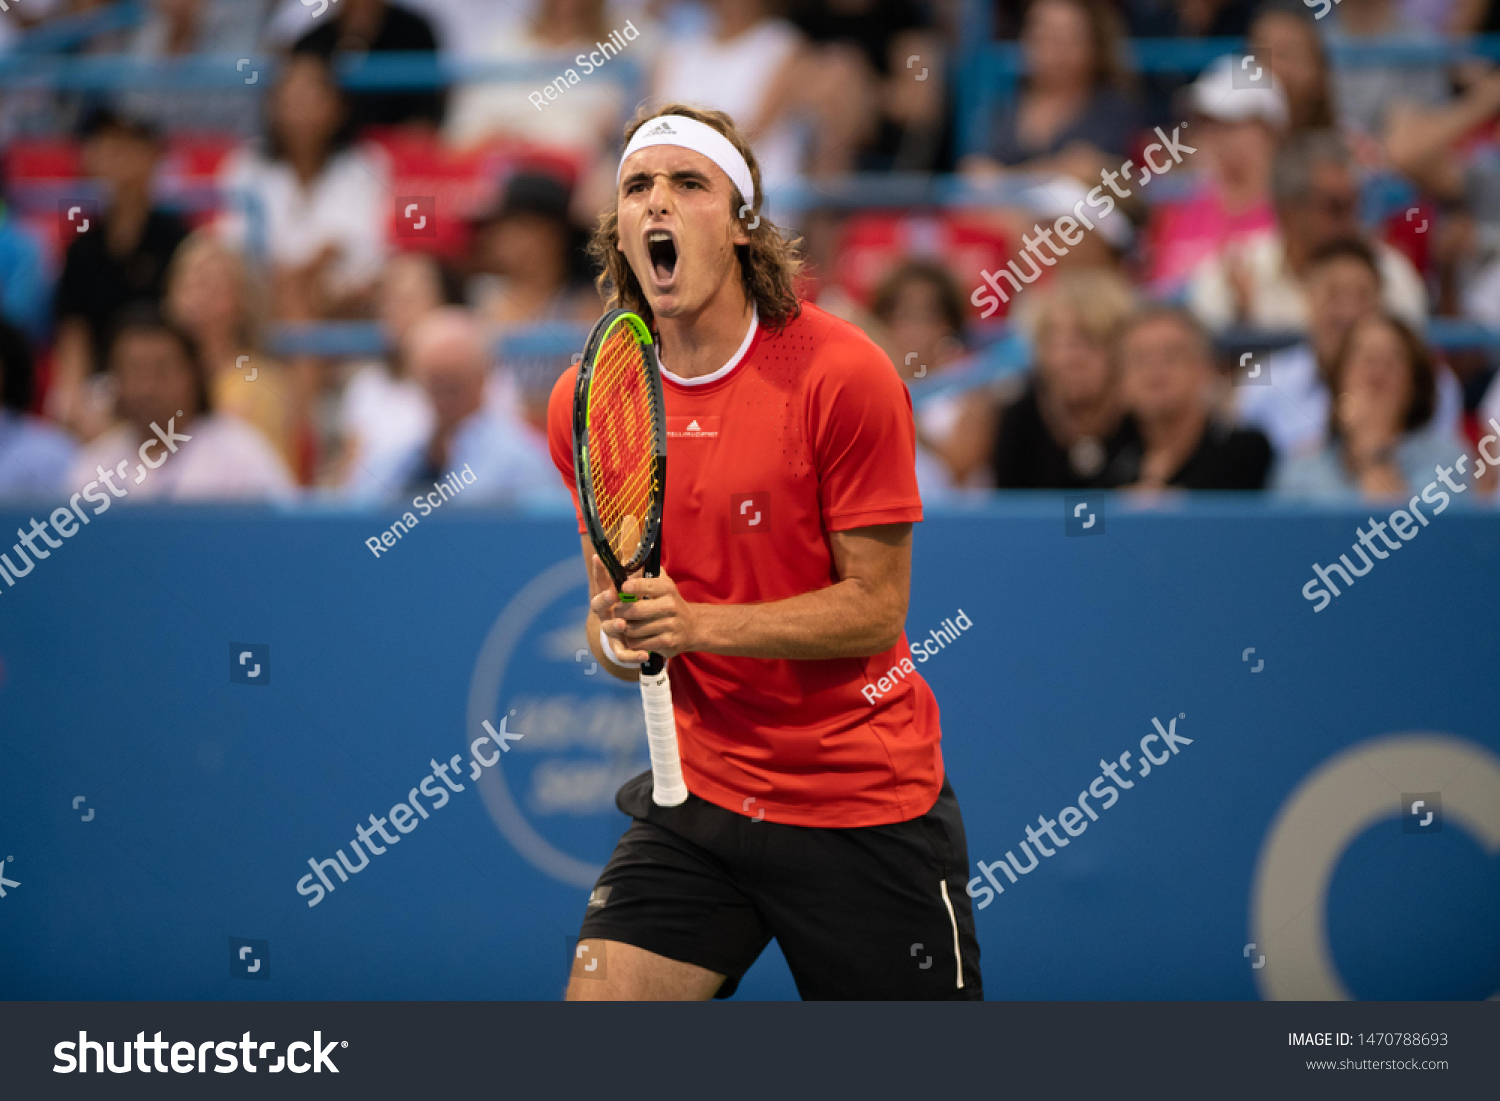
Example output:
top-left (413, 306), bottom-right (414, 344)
top-left (545, 366), bottom-right (587, 536)
top-left (807, 326), bottom-right (924, 531)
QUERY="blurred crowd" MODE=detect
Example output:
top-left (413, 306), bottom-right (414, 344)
top-left (0, 0), bottom-right (1498, 508)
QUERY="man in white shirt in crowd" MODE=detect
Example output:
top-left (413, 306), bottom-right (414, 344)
top-left (1188, 130), bottom-right (1427, 334)
top-left (341, 307), bottom-right (565, 507)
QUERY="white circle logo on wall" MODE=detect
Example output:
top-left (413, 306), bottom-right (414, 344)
top-left (1250, 733), bottom-right (1500, 1000)
top-left (466, 557), bottom-right (650, 888)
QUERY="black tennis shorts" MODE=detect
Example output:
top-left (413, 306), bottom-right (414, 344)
top-left (575, 770), bottom-right (983, 1000)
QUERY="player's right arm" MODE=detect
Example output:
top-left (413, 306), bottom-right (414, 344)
top-left (580, 535), bottom-right (641, 684)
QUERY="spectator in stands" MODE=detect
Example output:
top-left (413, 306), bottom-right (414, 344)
top-left (1186, 130), bottom-right (1426, 333)
top-left (331, 251), bottom-right (449, 489)
top-left (340, 307), bottom-right (562, 505)
top-left (1016, 174), bottom-right (1135, 273)
top-left (163, 231), bottom-right (305, 478)
top-left (1449, 0), bottom-right (1500, 31)
top-left (445, 0), bottom-right (655, 155)
top-left (0, 320), bottom-right (77, 500)
top-left (467, 172), bottom-right (599, 431)
top-left (865, 261), bottom-right (968, 496)
top-left (945, 269), bottom-right (1138, 488)
top-left (1248, 2), bottom-right (1337, 134)
top-left (0, 165), bottom-right (52, 344)
top-left (467, 171), bottom-right (598, 331)
top-left (120, 0), bottom-right (269, 137)
top-left (1107, 305), bottom-right (1272, 489)
top-left (1145, 54), bottom-right (1285, 294)
top-left (1386, 65), bottom-right (1500, 328)
top-left (963, 0), bottom-right (1139, 183)
top-left (1324, 0), bottom-right (1450, 157)
top-left (785, 0), bottom-right (946, 171)
top-left (1124, 0), bottom-right (1258, 124)
top-left (67, 305), bottom-right (293, 500)
top-left (1275, 312), bottom-right (1464, 499)
top-left (292, 0), bottom-right (446, 132)
top-left (652, 0), bottom-right (850, 190)
top-left (1235, 237), bottom-right (1464, 460)
top-left (218, 54), bottom-right (391, 321)
top-left (50, 108), bottom-right (190, 439)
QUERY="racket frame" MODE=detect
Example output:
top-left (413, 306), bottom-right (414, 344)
top-left (572, 308), bottom-right (668, 643)
top-left (572, 309), bottom-right (686, 807)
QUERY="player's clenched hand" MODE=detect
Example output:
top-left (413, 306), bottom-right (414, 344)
top-left (613, 570), bottom-right (701, 660)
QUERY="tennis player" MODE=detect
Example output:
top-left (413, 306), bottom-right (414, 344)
top-left (547, 103), bottom-right (983, 1000)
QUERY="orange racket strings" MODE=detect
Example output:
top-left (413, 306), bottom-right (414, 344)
top-left (586, 323), bottom-right (660, 568)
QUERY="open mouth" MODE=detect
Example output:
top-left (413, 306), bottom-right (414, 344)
top-left (646, 230), bottom-right (678, 285)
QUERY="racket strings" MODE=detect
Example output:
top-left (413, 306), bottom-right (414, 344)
top-left (587, 324), bottom-right (661, 567)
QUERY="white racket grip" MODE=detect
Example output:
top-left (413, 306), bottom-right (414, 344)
top-left (640, 666), bottom-right (687, 806)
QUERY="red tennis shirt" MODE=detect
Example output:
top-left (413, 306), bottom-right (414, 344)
top-left (546, 301), bottom-right (943, 828)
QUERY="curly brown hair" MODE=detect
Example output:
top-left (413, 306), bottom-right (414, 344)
top-left (588, 103), bottom-right (803, 334)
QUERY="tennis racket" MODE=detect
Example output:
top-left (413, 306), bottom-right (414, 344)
top-left (572, 309), bottom-right (687, 807)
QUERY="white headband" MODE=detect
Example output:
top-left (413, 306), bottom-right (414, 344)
top-left (617, 115), bottom-right (756, 208)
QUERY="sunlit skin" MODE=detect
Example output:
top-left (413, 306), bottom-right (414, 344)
top-left (614, 144), bottom-right (752, 370)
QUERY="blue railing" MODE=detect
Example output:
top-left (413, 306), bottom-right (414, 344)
top-left (0, 51), bottom-right (644, 92)
top-left (7, 0), bottom-right (144, 56)
top-left (267, 320), bottom-right (588, 361)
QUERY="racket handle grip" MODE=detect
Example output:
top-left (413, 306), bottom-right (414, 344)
top-left (639, 665), bottom-right (687, 807)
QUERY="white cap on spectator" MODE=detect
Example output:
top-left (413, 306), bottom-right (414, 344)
top-left (1190, 55), bottom-right (1289, 129)
top-left (1022, 175), bottom-right (1133, 251)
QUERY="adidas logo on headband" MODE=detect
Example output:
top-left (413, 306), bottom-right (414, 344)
top-left (618, 114), bottom-right (756, 207)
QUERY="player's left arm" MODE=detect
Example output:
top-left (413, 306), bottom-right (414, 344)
top-left (604, 522), bottom-right (911, 662)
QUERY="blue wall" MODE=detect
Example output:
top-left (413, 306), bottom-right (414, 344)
top-left (1, 498), bottom-right (1497, 1000)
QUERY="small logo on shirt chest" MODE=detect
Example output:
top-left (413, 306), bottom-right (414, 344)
top-left (731, 491), bottom-right (770, 534)
top-left (667, 415), bottom-right (720, 439)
